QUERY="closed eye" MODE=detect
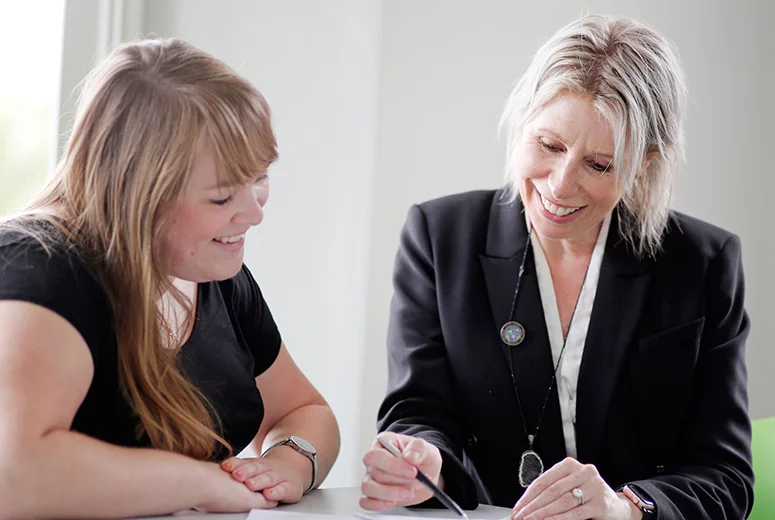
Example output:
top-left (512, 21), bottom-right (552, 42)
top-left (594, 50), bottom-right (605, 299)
top-left (587, 160), bottom-right (612, 174)
top-left (538, 138), bottom-right (564, 153)
top-left (210, 195), bottom-right (233, 206)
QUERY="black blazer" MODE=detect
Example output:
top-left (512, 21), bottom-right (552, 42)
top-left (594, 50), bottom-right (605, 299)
top-left (378, 189), bottom-right (753, 519)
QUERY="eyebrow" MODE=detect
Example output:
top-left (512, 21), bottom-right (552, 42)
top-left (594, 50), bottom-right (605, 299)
top-left (205, 181), bottom-right (239, 190)
top-left (534, 127), bottom-right (614, 160)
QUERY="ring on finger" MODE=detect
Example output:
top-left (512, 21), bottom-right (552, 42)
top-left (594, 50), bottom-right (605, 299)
top-left (572, 487), bottom-right (585, 506)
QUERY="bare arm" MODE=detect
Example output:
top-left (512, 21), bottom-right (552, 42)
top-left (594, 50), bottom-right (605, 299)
top-left (251, 343), bottom-right (340, 490)
top-left (0, 301), bottom-right (274, 519)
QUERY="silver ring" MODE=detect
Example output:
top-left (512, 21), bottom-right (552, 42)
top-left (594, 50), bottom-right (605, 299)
top-left (572, 487), bottom-right (585, 506)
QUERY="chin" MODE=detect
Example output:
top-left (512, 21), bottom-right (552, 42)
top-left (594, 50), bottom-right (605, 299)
top-left (213, 264), bottom-right (243, 281)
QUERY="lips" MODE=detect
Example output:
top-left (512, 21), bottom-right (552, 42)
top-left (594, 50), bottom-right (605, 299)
top-left (214, 233), bottom-right (245, 244)
top-left (539, 193), bottom-right (582, 217)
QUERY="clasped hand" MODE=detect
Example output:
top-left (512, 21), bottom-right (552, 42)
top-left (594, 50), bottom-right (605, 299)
top-left (511, 458), bottom-right (639, 520)
top-left (219, 448), bottom-right (311, 505)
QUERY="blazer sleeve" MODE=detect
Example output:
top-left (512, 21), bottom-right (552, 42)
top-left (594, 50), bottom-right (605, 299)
top-left (629, 234), bottom-right (754, 519)
top-left (377, 204), bottom-right (479, 509)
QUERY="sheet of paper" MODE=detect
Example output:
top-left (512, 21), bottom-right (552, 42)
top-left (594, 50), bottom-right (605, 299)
top-left (246, 511), bottom-right (363, 520)
top-left (247, 510), bottom-right (509, 520)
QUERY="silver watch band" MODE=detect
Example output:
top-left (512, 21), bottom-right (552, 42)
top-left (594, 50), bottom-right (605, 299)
top-left (261, 436), bottom-right (318, 494)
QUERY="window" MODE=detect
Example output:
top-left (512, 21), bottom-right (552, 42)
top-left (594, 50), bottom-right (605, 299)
top-left (0, 1), bottom-right (66, 215)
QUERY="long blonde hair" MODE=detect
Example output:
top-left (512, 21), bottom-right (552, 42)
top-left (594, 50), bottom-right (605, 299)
top-left (23, 38), bottom-right (278, 459)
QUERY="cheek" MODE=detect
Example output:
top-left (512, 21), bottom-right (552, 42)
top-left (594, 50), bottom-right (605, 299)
top-left (515, 147), bottom-right (547, 180)
top-left (165, 211), bottom-right (215, 253)
top-left (591, 182), bottom-right (623, 211)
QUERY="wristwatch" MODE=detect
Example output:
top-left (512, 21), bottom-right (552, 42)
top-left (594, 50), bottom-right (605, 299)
top-left (261, 436), bottom-right (318, 494)
top-left (618, 484), bottom-right (656, 515)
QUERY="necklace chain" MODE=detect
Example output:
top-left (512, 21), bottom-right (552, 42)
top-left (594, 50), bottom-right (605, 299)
top-left (503, 229), bottom-right (590, 449)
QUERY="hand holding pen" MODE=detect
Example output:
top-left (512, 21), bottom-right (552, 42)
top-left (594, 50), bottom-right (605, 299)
top-left (360, 433), bottom-right (468, 519)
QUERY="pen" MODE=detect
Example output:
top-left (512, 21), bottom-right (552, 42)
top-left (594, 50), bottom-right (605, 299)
top-left (377, 436), bottom-right (470, 519)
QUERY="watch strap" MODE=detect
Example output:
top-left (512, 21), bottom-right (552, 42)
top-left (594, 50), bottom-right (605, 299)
top-left (261, 436), bottom-right (318, 494)
top-left (617, 484), bottom-right (656, 514)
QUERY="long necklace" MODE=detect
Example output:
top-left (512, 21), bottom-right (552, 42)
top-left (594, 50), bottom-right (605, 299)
top-left (500, 230), bottom-right (590, 488)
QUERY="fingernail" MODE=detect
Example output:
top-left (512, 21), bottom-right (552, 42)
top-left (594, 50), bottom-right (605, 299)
top-left (222, 462), bottom-right (232, 470)
top-left (235, 470), bottom-right (244, 479)
top-left (404, 450), bottom-right (419, 462)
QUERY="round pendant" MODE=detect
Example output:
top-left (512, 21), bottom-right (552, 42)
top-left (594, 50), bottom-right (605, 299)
top-left (500, 321), bottom-right (526, 346)
top-left (518, 449), bottom-right (544, 488)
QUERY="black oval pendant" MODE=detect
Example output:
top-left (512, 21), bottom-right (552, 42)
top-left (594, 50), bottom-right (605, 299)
top-left (518, 449), bottom-right (544, 487)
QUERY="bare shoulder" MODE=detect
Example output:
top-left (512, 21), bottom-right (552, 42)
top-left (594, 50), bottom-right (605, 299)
top-left (0, 300), bottom-right (94, 442)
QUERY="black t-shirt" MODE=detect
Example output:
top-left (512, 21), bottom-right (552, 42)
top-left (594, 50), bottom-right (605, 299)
top-left (0, 222), bottom-right (282, 457)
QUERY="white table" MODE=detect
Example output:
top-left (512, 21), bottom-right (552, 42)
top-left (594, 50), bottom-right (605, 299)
top-left (126, 487), bottom-right (510, 520)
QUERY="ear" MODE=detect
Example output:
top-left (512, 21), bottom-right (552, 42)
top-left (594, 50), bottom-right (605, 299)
top-left (643, 151), bottom-right (659, 170)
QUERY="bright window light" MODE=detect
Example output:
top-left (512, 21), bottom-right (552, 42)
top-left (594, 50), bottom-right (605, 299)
top-left (0, 1), bottom-right (66, 215)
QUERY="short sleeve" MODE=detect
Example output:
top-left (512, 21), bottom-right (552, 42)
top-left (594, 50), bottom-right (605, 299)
top-left (219, 264), bottom-right (282, 377)
top-left (0, 229), bottom-right (111, 353)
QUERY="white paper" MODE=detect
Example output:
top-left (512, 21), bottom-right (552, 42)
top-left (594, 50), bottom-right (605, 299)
top-left (246, 512), bottom-right (364, 520)
top-left (247, 511), bottom-right (508, 520)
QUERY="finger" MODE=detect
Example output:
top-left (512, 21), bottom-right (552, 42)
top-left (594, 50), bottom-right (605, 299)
top-left (514, 465), bottom-right (595, 518)
top-left (263, 481), bottom-right (302, 504)
top-left (231, 460), bottom-right (272, 482)
top-left (515, 484), bottom-right (591, 520)
top-left (401, 436), bottom-right (433, 466)
top-left (371, 431), bottom-right (409, 447)
top-left (375, 431), bottom-right (428, 467)
top-left (244, 470), bottom-right (280, 492)
top-left (538, 501), bottom-right (596, 520)
top-left (370, 431), bottom-right (402, 452)
top-left (248, 493), bottom-right (279, 510)
top-left (220, 457), bottom-right (248, 472)
top-left (363, 447), bottom-right (417, 480)
top-left (359, 495), bottom-right (397, 511)
top-left (366, 464), bottom-right (416, 486)
top-left (361, 473), bottom-right (416, 504)
top-left (513, 457), bottom-right (580, 512)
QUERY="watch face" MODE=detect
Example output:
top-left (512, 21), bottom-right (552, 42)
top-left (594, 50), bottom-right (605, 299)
top-left (290, 435), bottom-right (317, 455)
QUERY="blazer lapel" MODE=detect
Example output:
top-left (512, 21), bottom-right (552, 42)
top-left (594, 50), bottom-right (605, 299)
top-left (575, 210), bottom-right (654, 465)
top-left (479, 192), bottom-right (567, 465)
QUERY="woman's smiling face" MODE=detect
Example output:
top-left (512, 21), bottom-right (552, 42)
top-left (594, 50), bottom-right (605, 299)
top-left (158, 136), bottom-right (270, 282)
top-left (516, 92), bottom-right (623, 247)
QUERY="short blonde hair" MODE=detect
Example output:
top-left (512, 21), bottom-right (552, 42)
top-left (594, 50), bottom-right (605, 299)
top-left (500, 14), bottom-right (687, 256)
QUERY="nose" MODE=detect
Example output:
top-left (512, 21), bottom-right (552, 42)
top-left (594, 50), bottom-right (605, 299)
top-left (233, 184), bottom-right (267, 227)
top-left (547, 157), bottom-right (580, 201)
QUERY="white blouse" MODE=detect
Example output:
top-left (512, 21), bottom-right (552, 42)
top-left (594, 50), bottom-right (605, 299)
top-left (526, 211), bottom-right (612, 458)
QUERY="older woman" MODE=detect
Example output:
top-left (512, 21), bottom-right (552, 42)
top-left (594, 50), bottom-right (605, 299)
top-left (361, 15), bottom-right (753, 520)
top-left (0, 39), bottom-right (339, 518)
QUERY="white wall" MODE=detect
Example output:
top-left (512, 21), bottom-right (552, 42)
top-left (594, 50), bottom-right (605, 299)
top-left (59, 0), bottom-right (772, 489)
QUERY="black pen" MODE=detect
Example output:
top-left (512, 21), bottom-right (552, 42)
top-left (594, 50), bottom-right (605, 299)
top-left (377, 436), bottom-right (470, 519)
